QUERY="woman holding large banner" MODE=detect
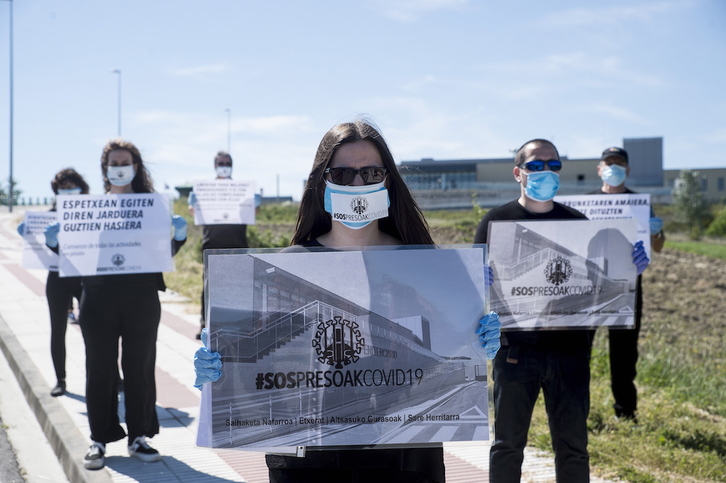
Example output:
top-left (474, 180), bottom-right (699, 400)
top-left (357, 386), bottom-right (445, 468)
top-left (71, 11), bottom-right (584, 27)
top-left (58, 140), bottom-right (188, 471)
top-left (195, 119), bottom-right (501, 482)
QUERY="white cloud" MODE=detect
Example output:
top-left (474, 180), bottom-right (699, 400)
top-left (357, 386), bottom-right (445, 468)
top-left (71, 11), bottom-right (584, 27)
top-left (126, 110), bottom-right (319, 200)
top-left (366, 0), bottom-right (469, 22)
top-left (579, 103), bottom-right (652, 125)
top-left (169, 63), bottom-right (230, 79)
top-left (542, 0), bottom-right (697, 28)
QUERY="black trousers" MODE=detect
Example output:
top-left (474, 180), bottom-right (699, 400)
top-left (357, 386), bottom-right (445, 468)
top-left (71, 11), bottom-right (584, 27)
top-left (45, 271), bottom-right (81, 381)
top-left (607, 281), bottom-right (643, 416)
top-left (266, 448), bottom-right (446, 483)
top-left (79, 283), bottom-right (161, 444)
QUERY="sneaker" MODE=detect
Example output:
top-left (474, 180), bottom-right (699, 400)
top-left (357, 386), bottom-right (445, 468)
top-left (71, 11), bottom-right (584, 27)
top-left (50, 380), bottom-right (66, 397)
top-left (83, 442), bottom-right (106, 470)
top-left (128, 436), bottom-right (161, 462)
top-left (67, 312), bottom-right (79, 325)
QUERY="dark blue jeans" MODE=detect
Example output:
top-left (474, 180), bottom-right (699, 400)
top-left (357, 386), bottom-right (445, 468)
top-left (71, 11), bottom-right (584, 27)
top-left (489, 346), bottom-right (590, 483)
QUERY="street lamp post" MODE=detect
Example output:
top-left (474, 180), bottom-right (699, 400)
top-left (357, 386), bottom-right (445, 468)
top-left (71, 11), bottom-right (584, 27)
top-left (225, 108), bottom-right (231, 153)
top-left (112, 69), bottom-right (121, 137)
top-left (3, 0), bottom-right (14, 212)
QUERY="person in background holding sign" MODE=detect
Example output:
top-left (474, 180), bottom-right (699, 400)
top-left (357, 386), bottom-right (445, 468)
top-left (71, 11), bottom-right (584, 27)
top-left (44, 140), bottom-right (188, 471)
top-left (473, 139), bottom-right (650, 483)
top-left (588, 146), bottom-right (665, 422)
top-left (17, 168), bottom-right (89, 397)
top-left (188, 151), bottom-right (251, 339)
top-left (194, 119), bottom-right (502, 482)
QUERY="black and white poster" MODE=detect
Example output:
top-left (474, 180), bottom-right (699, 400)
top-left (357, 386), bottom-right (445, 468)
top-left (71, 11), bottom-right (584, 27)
top-left (488, 219), bottom-right (639, 330)
top-left (196, 246), bottom-right (491, 451)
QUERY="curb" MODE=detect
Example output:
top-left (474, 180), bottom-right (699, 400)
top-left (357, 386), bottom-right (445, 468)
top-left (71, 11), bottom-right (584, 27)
top-left (0, 313), bottom-right (113, 483)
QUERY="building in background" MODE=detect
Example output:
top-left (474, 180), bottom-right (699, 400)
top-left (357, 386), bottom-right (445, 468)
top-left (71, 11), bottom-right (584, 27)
top-left (400, 137), bottom-right (725, 209)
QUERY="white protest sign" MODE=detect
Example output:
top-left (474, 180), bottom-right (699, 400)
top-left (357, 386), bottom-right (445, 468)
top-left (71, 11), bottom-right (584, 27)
top-left (192, 180), bottom-right (257, 225)
top-left (488, 218), bottom-right (639, 330)
top-left (57, 193), bottom-right (173, 277)
top-left (555, 193), bottom-right (652, 256)
top-left (20, 211), bottom-right (59, 271)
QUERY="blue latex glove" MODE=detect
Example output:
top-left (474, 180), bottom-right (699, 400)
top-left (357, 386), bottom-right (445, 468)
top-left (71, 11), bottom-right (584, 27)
top-left (475, 311), bottom-right (501, 360)
top-left (17, 221), bottom-right (25, 236)
top-left (632, 240), bottom-right (650, 275)
top-left (484, 265), bottom-right (494, 288)
top-left (194, 328), bottom-right (222, 390)
top-left (188, 192), bottom-right (197, 206)
top-left (172, 215), bottom-right (188, 241)
top-left (44, 222), bottom-right (60, 248)
top-left (649, 217), bottom-right (663, 234)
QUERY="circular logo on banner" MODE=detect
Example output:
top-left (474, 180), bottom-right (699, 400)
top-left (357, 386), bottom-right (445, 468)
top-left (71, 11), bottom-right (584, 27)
top-left (350, 196), bottom-right (369, 215)
top-left (312, 316), bottom-right (365, 369)
top-left (112, 254), bottom-right (126, 267)
top-left (544, 256), bottom-right (572, 286)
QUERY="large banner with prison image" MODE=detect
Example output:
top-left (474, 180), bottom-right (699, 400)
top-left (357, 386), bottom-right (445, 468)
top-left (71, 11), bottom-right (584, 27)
top-left (487, 218), bottom-right (639, 331)
top-left (197, 246), bottom-right (490, 451)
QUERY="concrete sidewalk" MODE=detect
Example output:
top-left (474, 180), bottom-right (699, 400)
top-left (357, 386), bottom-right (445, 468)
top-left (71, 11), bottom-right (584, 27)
top-left (0, 207), bottom-right (610, 483)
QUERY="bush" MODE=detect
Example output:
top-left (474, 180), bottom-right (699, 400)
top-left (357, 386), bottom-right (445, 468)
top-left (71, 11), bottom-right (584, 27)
top-left (705, 206), bottom-right (726, 237)
top-left (672, 170), bottom-right (711, 239)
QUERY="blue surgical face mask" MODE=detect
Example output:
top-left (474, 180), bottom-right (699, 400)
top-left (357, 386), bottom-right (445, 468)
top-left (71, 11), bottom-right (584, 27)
top-left (600, 164), bottom-right (627, 187)
top-left (524, 171), bottom-right (560, 202)
top-left (324, 180), bottom-right (390, 230)
top-left (106, 165), bottom-right (135, 186)
top-left (57, 188), bottom-right (82, 196)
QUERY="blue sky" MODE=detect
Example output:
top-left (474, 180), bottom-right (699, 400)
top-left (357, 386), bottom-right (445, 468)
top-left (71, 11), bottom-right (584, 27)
top-left (1, 0), bottom-right (725, 202)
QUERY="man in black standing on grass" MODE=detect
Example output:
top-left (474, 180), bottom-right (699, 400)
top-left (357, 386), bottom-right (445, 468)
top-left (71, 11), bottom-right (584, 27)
top-left (474, 139), bottom-right (594, 483)
top-left (588, 146), bottom-right (665, 422)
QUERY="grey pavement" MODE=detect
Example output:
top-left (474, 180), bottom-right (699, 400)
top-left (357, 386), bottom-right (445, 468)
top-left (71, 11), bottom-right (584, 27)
top-left (0, 206), bottom-right (614, 483)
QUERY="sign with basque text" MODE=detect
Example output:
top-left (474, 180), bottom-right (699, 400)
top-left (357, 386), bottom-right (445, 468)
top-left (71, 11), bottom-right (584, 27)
top-left (56, 193), bottom-right (173, 277)
top-left (555, 193), bottom-right (653, 256)
top-left (20, 211), bottom-right (59, 271)
top-left (191, 180), bottom-right (257, 225)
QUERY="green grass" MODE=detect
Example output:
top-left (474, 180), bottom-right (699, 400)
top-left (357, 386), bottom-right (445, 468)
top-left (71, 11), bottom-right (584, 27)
top-left (665, 240), bottom-right (726, 260)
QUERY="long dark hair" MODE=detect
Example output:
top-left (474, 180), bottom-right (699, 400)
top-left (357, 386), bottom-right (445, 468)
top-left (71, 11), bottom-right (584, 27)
top-left (100, 139), bottom-right (155, 193)
top-left (291, 120), bottom-right (434, 246)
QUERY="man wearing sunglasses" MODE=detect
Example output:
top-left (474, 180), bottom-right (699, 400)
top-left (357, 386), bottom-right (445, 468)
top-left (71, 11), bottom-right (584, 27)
top-left (474, 139), bottom-right (650, 482)
top-left (588, 147), bottom-right (665, 423)
top-left (474, 139), bottom-right (593, 483)
top-left (474, 139), bottom-right (592, 483)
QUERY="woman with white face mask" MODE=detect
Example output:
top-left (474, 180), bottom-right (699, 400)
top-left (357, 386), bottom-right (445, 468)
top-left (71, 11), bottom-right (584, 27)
top-left (47, 169), bottom-right (89, 396)
top-left (194, 120), bottom-right (501, 482)
top-left (73, 139), bottom-right (187, 471)
top-left (17, 169), bottom-right (89, 397)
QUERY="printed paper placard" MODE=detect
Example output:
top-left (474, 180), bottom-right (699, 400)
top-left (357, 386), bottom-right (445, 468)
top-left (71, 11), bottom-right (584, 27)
top-left (192, 180), bottom-right (257, 225)
top-left (56, 193), bottom-right (173, 277)
top-left (197, 246), bottom-right (490, 451)
top-left (555, 193), bottom-right (652, 256)
top-left (20, 211), bottom-right (59, 271)
top-left (488, 218), bottom-right (638, 330)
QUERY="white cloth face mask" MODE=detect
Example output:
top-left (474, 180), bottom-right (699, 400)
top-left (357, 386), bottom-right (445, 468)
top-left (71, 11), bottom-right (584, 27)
top-left (107, 165), bottom-right (135, 186)
top-left (323, 180), bottom-right (390, 229)
top-left (216, 166), bottom-right (232, 178)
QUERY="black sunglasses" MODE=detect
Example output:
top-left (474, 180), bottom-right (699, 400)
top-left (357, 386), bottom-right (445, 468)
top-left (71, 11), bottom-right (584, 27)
top-left (522, 160), bottom-right (562, 172)
top-left (325, 166), bottom-right (388, 186)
